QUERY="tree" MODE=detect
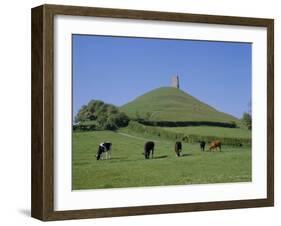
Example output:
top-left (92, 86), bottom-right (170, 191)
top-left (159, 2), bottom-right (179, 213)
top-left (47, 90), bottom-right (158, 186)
top-left (248, 100), bottom-right (252, 116)
top-left (74, 105), bottom-right (89, 123)
top-left (242, 112), bottom-right (252, 130)
top-left (96, 115), bottom-right (108, 129)
top-left (113, 112), bottom-right (130, 127)
top-left (75, 100), bottom-right (130, 130)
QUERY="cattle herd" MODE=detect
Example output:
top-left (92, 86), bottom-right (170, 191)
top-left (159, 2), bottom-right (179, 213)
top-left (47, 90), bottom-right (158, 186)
top-left (96, 140), bottom-right (222, 160)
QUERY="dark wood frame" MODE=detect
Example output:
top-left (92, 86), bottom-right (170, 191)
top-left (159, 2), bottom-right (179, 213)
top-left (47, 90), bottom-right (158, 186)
top-left (31, 4), bottom-right (274, 221)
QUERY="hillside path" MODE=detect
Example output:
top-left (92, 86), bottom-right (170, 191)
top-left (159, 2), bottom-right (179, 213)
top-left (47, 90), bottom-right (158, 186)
top-left (117, 132), bottom-right (167, 143)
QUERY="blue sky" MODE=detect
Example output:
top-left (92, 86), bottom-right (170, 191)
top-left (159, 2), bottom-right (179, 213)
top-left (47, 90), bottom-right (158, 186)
top-left (72, 34), bottom-right (251, 119)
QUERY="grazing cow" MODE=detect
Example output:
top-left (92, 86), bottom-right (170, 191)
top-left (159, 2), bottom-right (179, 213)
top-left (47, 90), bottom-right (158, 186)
top-left (174, 141), bottom-right (182, 157)
top-left (144, 141), bottom-right (155, 159)
top-left (96, 142), bottom-right (112, 160)
top-left (209, 140), bottom-right (221, 152)
top-left (199, 141), bottom-right (206, 151)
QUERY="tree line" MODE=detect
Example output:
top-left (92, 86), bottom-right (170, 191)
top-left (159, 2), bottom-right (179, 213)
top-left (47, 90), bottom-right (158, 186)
top-left (74, 99), bottom-right (252, 131)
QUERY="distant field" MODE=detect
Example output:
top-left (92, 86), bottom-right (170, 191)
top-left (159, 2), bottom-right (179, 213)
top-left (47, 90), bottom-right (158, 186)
top-left (163, 126), bottom-right (251, 139)
top-left (72, 130), bottom-right (251, 190)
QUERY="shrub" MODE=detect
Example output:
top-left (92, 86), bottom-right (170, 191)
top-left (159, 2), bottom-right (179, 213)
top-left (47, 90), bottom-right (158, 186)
top-left (186, 134), bottom-right (251, 146)
top-left (136, 120), bottom-right (237, 128)
top-left (127, 121), bottom-right (251, 146)
top-left (242, 112), bottom-right (252, 130)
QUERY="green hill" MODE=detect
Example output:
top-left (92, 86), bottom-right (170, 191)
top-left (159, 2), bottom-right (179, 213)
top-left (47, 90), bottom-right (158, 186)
top-left (120, 87), bottom-right (239, 124)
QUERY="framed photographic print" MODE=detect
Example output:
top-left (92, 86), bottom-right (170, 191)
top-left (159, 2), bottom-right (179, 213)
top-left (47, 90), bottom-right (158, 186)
top-left (31, 4), bottom-right (274, 221)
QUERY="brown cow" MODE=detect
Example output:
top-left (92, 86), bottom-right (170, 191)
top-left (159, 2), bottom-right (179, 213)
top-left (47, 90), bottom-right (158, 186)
top-left (209, 140), bottom-right (221, 152)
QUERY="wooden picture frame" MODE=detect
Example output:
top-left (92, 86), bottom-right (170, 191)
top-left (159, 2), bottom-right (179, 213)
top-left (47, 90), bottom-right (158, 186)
top-left (31, 4), bottom-right (274, 221)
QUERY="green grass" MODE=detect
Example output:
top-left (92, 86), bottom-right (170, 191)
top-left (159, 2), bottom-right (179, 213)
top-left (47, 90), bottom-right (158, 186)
top-left (163, 126), bottom-right (251, 139)
top-left (72, 130), bottom-right (251, 190)
top-left (120, 87), bottom-right (240, 124)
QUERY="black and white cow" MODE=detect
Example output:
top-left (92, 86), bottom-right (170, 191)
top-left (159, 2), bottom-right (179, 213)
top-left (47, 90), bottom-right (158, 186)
top-left (144, 141), bottom-right (155, 159)
top-left (174, 141), bottom-right (182, 157)
top-left (96, 142), bottom-right (112, 160)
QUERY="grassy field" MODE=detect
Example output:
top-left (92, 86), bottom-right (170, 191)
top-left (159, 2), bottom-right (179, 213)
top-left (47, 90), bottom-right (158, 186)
top-left (120, 87), bottom-right (240, 124)
top-left (162, 126), bottom-right (251, 139)
top-left (72, 130), bottom-right (251, 190)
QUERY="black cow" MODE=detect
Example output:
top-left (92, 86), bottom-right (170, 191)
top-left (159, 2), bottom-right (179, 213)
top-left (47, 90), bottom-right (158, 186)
top-left (199, 141), bottom-right (206, 151)
top-left (174, 141), bottom-right (182, 157)
top-left (96, 142), bottom-right (112, 160)
top-left (144, 141), bottom-right (155, 159)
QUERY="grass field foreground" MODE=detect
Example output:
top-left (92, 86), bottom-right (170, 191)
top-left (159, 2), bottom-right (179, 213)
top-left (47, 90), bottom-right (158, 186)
top-left (72, 130), bottom-right (252, 190)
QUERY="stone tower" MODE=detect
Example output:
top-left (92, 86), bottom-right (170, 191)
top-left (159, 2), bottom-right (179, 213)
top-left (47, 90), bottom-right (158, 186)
top-left (171, 75), bottom-right (179, 89)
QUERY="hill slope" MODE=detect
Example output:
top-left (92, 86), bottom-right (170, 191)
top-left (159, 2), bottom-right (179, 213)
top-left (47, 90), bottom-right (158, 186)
top-left (120, 87), bottom-right (239, 124)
